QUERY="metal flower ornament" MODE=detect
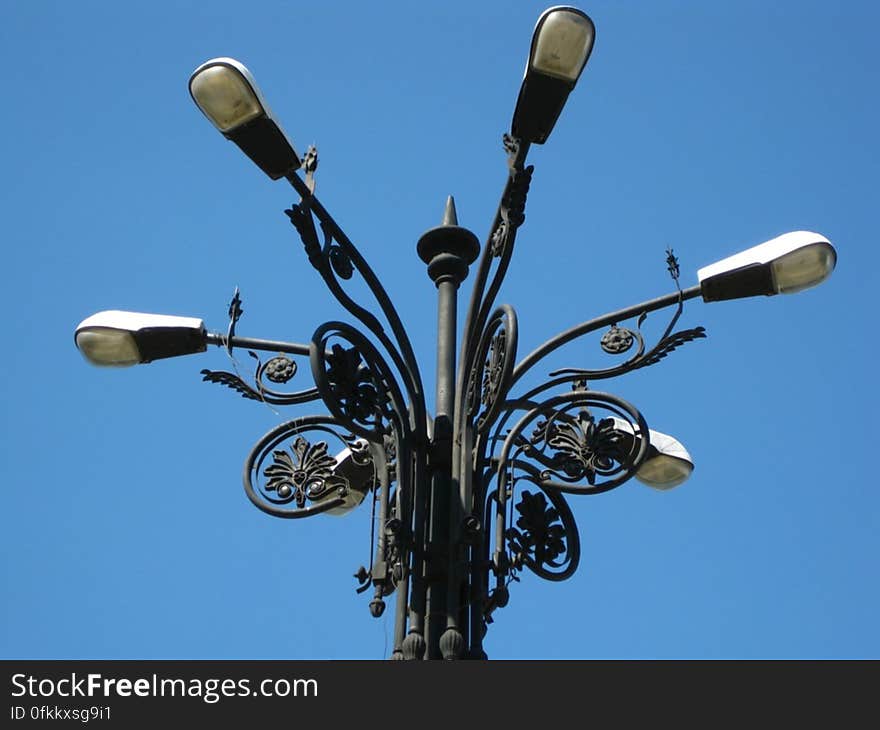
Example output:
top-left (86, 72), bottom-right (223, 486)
top-left (74, 8), bottom-right (837, 659)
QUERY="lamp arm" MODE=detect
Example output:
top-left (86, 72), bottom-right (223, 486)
top-left (201, 331), bottom-right (320, 405)
top-left (449, 139), bottom-right (532, 567)
top-left (455, 137), bottom-right (532, 426)
top-left (508, 285), bottom-right (703, 392)
top-left (284, 169), bottom-right (428, 441)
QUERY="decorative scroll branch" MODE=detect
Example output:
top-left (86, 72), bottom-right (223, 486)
top-left (244, 415), bottom-right (403, 617)
top-left (465, 305), bottom-right (519, 435)
top-left (479, 462), bottom-right (581, 628)
top-left (547, 321), bottom-right (707, 383)
top-left (454, 137), bottom-right (533, 449)
top-left (474, 389), bottom-right (647, 631)
top-left (244, 415), bottom-right (382, 520)
top-left (200, 288), bottom-right (320, 405)
top-left (493, 389), bottom-right (649, 497)
top-left (201, 350), bottom-right (320, 406)
top-left (507, 284), bottom-right (705, 404)
top-left (307, 320), bottom-right (418, 634)
top-left (505, 472), bottom-right (580, 582)
top-left (284, 168), bottom-right (427, 441)
top-left (310, 321), bottom-right (410, 443)
top-left (452, 138), bottom-right (534, 576)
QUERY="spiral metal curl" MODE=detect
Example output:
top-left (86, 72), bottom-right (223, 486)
top-left (310, 321), bottom-right (410, 443)
top-left (500, 461), bottom-right (580, 582)
top-left (495, 390), bottom-right (649, 497)
top-left (466, 305), bottom-right (519, 435)
top-left (243, 415), bottom-right (382, 520)
top-left (201, 351), bottom-right (321, 406)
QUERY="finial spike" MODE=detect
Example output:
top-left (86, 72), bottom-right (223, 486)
top-left (442, 196), bottom-right (459, 226)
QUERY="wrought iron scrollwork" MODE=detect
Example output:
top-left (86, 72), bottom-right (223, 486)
top-left (505, 482), bottom-right (579, 582)
top-left (490, 165), bottom-right (533, 259)
top-left (310, 321), bottom-right (408, 441)
top-left (527, 410), bottom-right (629, 486)
top-left (244, 415), bottom-right (382, 520)
top-left (494, 389), bottom-right (649, 496)
top-left (283, 172), bottom-right (428, 444)
top-left (549, 319), bottom-right (706, 383)
top-left (472, 388), bottom-right (648, 635)
top-left (466, 305), bottom-right (518, 434)
top-left (263, 436), bottom-right (345, 508)
top-left (201, 350), bottom-right (320, 406)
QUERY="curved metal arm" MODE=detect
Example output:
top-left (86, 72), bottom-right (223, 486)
top-left (509, 285), bottom-right (703, 391)
top-left (202, 332), bottom-right (320, 405)
top-left (454, 138), bottom-right (532, 431)
top-left (448, 140), bottom-right (533, 601)
top-left (284, 170), bottom-right (427, 440)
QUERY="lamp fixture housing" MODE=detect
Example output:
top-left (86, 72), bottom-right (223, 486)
top-left (511, 6), bottom-right (596, 144)
top-left (698, 231), bottom-right (836, 302)
top-left (189, 57), bottom-right (301, 179)
top-left (75, 311), bottom-right (207, 367)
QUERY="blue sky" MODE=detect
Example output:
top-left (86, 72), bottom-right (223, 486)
top-left (2, 0), bottom-right (877, 659)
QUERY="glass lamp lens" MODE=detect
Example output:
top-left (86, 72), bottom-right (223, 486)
top-left (772, 242), bottom-right (836, 294)
top-left (531, 10), bottom-right (594, 81)
top-left (190, 64), bottom-right (263, 133)
top-left (75, 328), bottom-right (141, 367)
top-left (636, 454), bottom-right (693, 490)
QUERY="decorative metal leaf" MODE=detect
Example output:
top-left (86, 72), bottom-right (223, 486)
top-left (638, 326), bottom-right (707, 368)
top-left (200, 369), bottom-right (263, 401)
top-left (507, 491), bottom-right (567, 568)
top-left (285, 202), bottom-right (323, 269)
top-left (665, 246), bottom-right (680, 283)
top-left (503, 165), bottom-right (533, 228)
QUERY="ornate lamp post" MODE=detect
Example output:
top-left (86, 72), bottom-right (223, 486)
top-left (74, 7), bottom-right (836, 660)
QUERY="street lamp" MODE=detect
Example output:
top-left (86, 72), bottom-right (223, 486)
top-left (189, 57), bottom-right (300, 179)
top-left (74, 311), bottom-right (207, 366)
top-left (512, 6), bottom-right (596, 143)
top-left (75, 7), bottom-right (836, 660)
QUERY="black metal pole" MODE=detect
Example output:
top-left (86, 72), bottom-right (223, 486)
top-left (425, 275), bottom-right (457, 658)
top-left (417, 197), bottom-right (480, 659)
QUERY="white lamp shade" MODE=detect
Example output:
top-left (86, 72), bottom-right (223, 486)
top-left (609, 418), bottom-right (694, 490)
top-left (698, 231), bottom-right (836, 301)
top-left (75, 311), bottom-right (206, 367)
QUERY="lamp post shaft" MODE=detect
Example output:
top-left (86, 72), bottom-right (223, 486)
top-left (426, 276), bottom-right (458, 658)
top-left (416, 197), bottom-right (480, 658)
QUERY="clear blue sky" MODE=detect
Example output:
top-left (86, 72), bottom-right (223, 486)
top-left (2, 0), bottom-right (877, 659)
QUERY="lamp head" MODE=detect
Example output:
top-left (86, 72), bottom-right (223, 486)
top-left (511, 6), bottom-right (595, 144)
top-left (633, 429), bottom-right (694, 490)
top-left (189, 57), bottom-right (300, 179)
top-left (74, 310), bottom-right (206, 367)
top-left (610, 418), bottom-right (694, 490)
top-left (698, 231), bottom-right (836, 302)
